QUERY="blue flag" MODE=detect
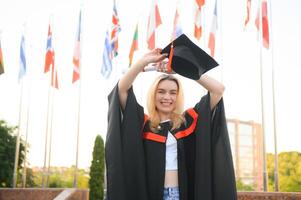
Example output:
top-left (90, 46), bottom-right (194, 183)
top-left (101, 31), bottom-right (113, 79)
top-left (18, 35), bottom-right (26, 81)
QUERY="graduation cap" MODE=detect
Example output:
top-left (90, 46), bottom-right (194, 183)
top-left (161, 34), bottom-right (219, 80)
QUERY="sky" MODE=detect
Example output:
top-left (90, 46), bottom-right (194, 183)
top-left (0, 0), bottom-right (301, 169)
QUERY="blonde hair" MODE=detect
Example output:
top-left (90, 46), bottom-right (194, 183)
top-left (146, 74), bottom-right (185, 132)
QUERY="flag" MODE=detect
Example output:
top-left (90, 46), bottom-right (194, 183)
top-left (0, 40), bottom-right (4, 75)
top-left (172, 8), bottom-right (183, 40)
top-left (111, 1), bottom-right (121, 57)
top-left (72, 11), bottom-right (81, 83)
top-left (196, 0), bottom-right (205, 7)
top-left (244, 0), bottom-right (251, 28)
top-left (194, 0), bottom-right (205, 40)
top-left (147, 0), bottom-right (162, 50)
top-left (18, 35), bottom-right (26, 81)
top-left (208, 0), bottom-right (217, 57)
top-left (255, 0), bottom-right (270, 49)
top-left (44, 24), bottom-right (58, 89)
top-left (101, 31), bottom-right (113, 79)
top-left (129, 24), bottom-right (138, 66)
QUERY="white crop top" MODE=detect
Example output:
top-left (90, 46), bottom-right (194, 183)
top-left (165, 131), bottom-right (178, 170)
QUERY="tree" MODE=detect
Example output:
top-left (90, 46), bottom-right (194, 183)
top-left (236, 179), bottom-right (254, 191)
top-left (267, 152), bottom-right (301, 192)
top-left (89, 135), bottom-right (105, 200)
top-left (0, 120), bottom-right (25, 187)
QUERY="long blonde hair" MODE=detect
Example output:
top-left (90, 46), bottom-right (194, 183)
top-left (146, 74), bottom-right (185, 132)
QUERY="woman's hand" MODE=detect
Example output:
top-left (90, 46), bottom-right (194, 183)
top-left (139, 48), bottom-right (167, 69)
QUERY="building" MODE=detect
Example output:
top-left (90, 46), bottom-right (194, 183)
top-left (227, 119), bottom-right (264, 191)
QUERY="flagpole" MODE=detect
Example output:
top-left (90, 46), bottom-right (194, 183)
top-left (13, 29), bottom-right (27, 188)
top-left (268, 0), bottom-right (279, 191)
top-left (22, 44), bottom-right (33, 187)
top-left (258, 0), bottom-right (268, 191)
top-left (13, 80), bottom-right (24, 188)
top-left (46, 89), bottom-right (54, 186)
top-left (42, 74), bottom-right (52, 187)
top-left (42, 16), bottom-right (54, 188)
top-left (73, 8), bottom-right (83, 188)
top-left (46, 15), bottom-right (57, 187)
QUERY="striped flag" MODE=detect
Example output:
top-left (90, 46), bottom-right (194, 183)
top-left (244, 0), bottom-right (251, 28)
top-left (208, 0), bottom-right (217, 57)
top-left (111, 1), bottom-right (121, 57)
top-left (18, 35), bottom-right (26, 81)
top-left (72, 11), bottom-right (82, 83)
top-left (194, 0), bottom-right (205, 40)
top-left (0, 40), bottom-right (4, 75)
top-left (147, 0), bottom-right (162, 50)
top-left (44, 24), bottom-right (58, 89)
top-left (172, 8), bottom-right (183, 40)
top-left (255, 0), bottom-right (270, 49)
top-left (101, 31), bottom-right (113, 79)
top-left (129, 24), bottom-right (138, 67)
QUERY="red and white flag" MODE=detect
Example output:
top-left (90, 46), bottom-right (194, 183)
top-left (111, 0), bottom-right (121, 57)
top-left (208, 0), bottom-right (217, 57)
top-left (44, 24), bottom-right (58, 89)
top-left (244, 0), bottom-right (251, 28)
top-left (172, 8), bottom-right (183, 40)
top-left (255, 0), bottom-right (270, 49)
top-left (194, 0), bottom-right (205, 40)
top-left (72, 11), bottom-right (81, 83)
top-left (147, 0), bottom-right (162, 50)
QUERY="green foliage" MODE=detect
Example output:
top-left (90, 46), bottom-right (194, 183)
top-left (267, 152), bottom-right (301, 192)
top-left (0, 120), bottom-right (25, 187)
top-left (236, 179), bottom-right (254, 191)
top-left (37, 166), bottom-right (89, 188)
top-left (89, 135), bottom-right (105, 200)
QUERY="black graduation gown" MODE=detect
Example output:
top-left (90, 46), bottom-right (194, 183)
top-left (105, 84), bottom-right (237, 200)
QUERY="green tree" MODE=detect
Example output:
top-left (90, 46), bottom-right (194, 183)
top-left (236, 179), bottom-right (254, 191)
top-left (267, 152), bottom-right (301, 192)
top-left (89, 135), bottom-right (105, 200)
top-left (46, 166), bottom-right (89, 188)
top-left (0, 120), bottom-right (25, 187)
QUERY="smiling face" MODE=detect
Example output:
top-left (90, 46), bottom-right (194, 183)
top-left (155, 79), bottom-right (179, 120)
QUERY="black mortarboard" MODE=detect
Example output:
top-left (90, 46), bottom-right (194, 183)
top-left (161, 34), bottom-right (219, 80)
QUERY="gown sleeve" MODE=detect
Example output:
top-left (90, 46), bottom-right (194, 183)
top-left (193, 93), bottom-right (237, 200)
top-left (105, 83), bottom-right (148, 200)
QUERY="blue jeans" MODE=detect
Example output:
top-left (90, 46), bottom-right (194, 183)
top-left (163, 187), bottom-right (179, 200)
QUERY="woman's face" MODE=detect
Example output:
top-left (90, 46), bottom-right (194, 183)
top-left (155, 79), bottom-right (178, 116)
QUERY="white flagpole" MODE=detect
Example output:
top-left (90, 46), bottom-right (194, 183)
top-left (268, 0), bottom-right (279, 191)
top-left (258, 0), bottom-right (268, 191)
top-left (46, 88), bottom-right (54, 186)
top-left (13, 28), bottom-right (27, 188)
top-left (42, 78), bottom-right (51, 187)
top-left (46, 15), bottom-right (57, 187)
top-left (22, 44), bottom-right (33, 188)
top-left (73, 8), bottom-right (83, 188)
top-left (42, 16), bottom-right (54, 187)
top-left (13, 80), bottom-right (24, 188)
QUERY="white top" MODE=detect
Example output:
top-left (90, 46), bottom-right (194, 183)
top-left (165, 131), bottom-right (178, 170)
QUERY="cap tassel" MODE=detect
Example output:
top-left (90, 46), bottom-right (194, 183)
top-left (166, 43), bottom-right (174, 73)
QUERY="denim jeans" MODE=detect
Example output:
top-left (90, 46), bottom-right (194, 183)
top-left (163, 187), bottom-right (180, 200)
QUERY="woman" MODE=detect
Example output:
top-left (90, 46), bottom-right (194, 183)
top-left (105, 48), bottom-right (237, 200)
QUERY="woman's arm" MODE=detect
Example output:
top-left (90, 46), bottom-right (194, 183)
top-left (196, 74), bottom-right (225, 110)
top-left (118, 48), bottom-right (167, 110)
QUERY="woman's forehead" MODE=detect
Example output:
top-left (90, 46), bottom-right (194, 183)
top-left (157, 79), bottom-right (178, 90)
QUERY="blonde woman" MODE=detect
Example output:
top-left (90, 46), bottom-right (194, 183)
top-left (105, 45), bottom-right (237, 199)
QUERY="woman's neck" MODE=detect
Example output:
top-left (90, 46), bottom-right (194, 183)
top-left (159, 113), bottom-right (171, 122)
